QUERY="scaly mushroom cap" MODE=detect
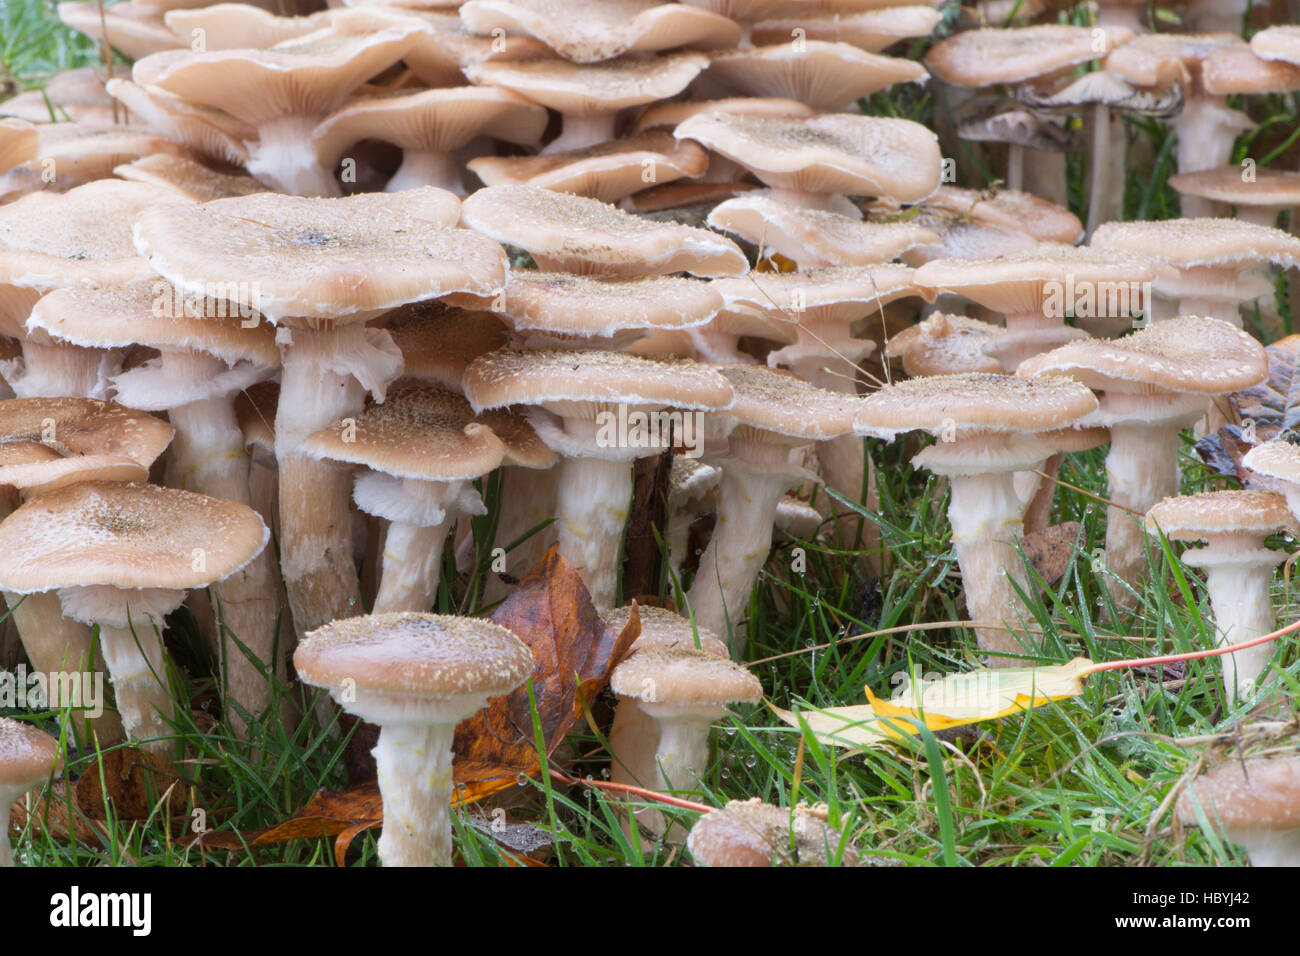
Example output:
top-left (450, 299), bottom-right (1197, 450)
top-left (703, 42), bottom-right (928, 111)
top-left (134, 188), bottom-right (507, 325)
top-left (1168, 167), bottom-right (1300, 209)
top-left (751, 6), bottom-right (942, 53)
top-left (459, 0), bottom-right (739, 63)
top-left (383, 302), bottom-right (509, 390)
top-left (1252, 25), bottom-right (1300, 66)
top-left (113, 154), bottom-right (266, 203)
top-left (458, 185), bottom-right (747, 277)
top-left (674, 111), bottom-right (942, 202)
top-left (464, 52), bottom-right (709, 116)
top-left (1177, 755), bottom-right (1300, 832)
top-left (687, 798), bottom-right (857, 867)
top-left (1145, 490), bottom-right (1296, 540)
top-left (163, 4), bottom-right (334, 50)
top-left (918, 187), bottom-right (1083, 245)
top-left (295, 611), bottom-right (534, 700)
top-left (476, 407), bottom-right (556, 468)
top-left (1015, 315), bottom-right (1268, 395)
top-left (1091, 218), bottom-right (1300, 269)
top-left (0, 717), bottom-right (59, 791)
top-left (1243, 441), bottom-right (1300, 486)
top-left (0, 480), bottom-right (268, 593)
top-left (301, 381), bottom-right (506, 481)
top-left (463, 348), bottom-right (734, 411)
top-left (886, 313), bottom-right (1005, 377)
top-left (605, 604), bottom-right (728, 657)
top-left (609, 645), bottom-right (761, 705)
top-left (715, 364), bottom-right (861, 441)
top-left (1104, 32), bottom-right (1245, 88)
top-left (855, 372), bottom-right (1098, 439)
top-left (926, 24), bottom-right (1133, 87)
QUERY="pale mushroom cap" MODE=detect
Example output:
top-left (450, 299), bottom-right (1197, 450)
top-left (1177, 755), bottom-right (1300, 832)
top-left (104, 78), bottom-right (253, 167)
top-left (0, 480), bottom-right (269, 593)
top-left (458, 0), bottom-right (740, 63)
top-left (301, 382), bottom-right (506, 481)
top-left (1168, 167), bottom-right (1300, 209)
top-left (604, 604), bottom-right (728, 657)
top-left (0, 119), bottom-right (39, 176)
top-left (886, 312), bottom-right (1005, 377)
top-left (458, 185), bottom-right (747, 277)
top-left (0, 444), bottom-right (148, 496)
top-left (609, 646), bottom-right (761, 705)
top-left (712, 264), bottom-right (920, 319)
top-left (716, 365), bottom-right (860, 441)
top-left (1015, 315), bottom-right (1268, 395)
top-left (1103, 32), bottom-right (1243, 87)
top-left (1091, 218), bottom-right (1300, 269)
top-left (855, 372), bottom-right (1098, 439)
top-left (751, 6), bottom-right (942, 53)
top-left (633, 96), bottom-right (814, 133)
top-left (113, 154), bottom-right (267, 203)
top-left (1145, 490), bottom-right (1295, 540)
top-left (464, 52), bottom-right (708, 115)
top-left (920, 186), bottom-right (1083, 245)
top-left (295, 611), bottom-right (534, 699)
top-left (134, 188), bottom-right (508, 325)
top-left (23, 122), bottom-right (192, 179)
top-left (58, 1), bottom-right (184, 60)
top-left (1251, 26), bottom-right (1300, 66)
top-left (463, 348), bottom-right (734, 411)
top-left (1243, 441), bottom-right (1300, 486)
top-left (384, 302), bottom-right (510, 389)
top-left (163, 4), bottom-right (334, 51)
top-left (687, 798), bottom-right (857, 867)
top-left (1203, 45), bottom-right (1300, 96)
top-left (926, 24), bottom-right (1132, 87)
top-left (0, 717), bottom-right (59, 790)
top-left (675, 111), bottom-right (942, 203)
top-left (0, 397), bottom-right (174, 478)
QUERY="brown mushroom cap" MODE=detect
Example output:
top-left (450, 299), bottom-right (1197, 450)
top-left (716, 364), bottom-right (860, 441)
top-left (113, 154), bottom-right (267, 203)
top-left (458, 185), bottom-right (747, 277)
top-left (301, 381), bottom-right (506, 481)
top-left (1168, 166), bottom-right (1300, 210)
top-left (295, 611), bottom-right (533, 700)
top-left (713, 264), bottom-right (919, 322)
top-left (0, 480), bottom-right (268, 593)
top-left (1145, 490), bottom-right (1296, 540)
top-left (1091, 217), bottom-right (1300, 269)
top-left (1177, 755), bottom-right (1300, 832)
top-left (383, 302), bottom-right (509, 390)
top-left (605, 603), bottom-right (728, 657)
top-left (0, 717), bottom-right (59, 790)
top-left (1202, 44), bottom-right (1300, 96)
top-left (16, 122), bottom-right (192, 186)
top-left (1015, 315), bottom-right (1268, 395)
top-left (476, 406), bottom-right (557, 468)
top-left (609, 645), bottom-right (761, 705)
top-left (687, 798), bottom-right (857, 867)
top-left (633, 96), bottom-right (814, 133)
top-left (926, 24), bottom-right (1132, 88)
top-left (0, 119), bottom-right (39, 177)
top-left (1103, 32), bottom-right (1245, 88)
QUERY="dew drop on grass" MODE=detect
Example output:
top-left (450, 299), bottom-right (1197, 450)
top-left (743, 755), bottom-right (757, 769)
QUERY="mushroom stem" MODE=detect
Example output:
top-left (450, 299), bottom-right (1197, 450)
top-left (1086, 102), bottom-right (1113, 237)
top-left (545, 112), bottom-right (617, 154)
top-left (1105, 421), bottom-right (1181, 600)
top-left (1229, 828), bottom-right (1300, 868)
top-left (371, 522), bottom-right (452, 614)
top-left (639, 705), bottom-right (720, 840)
top-left (1005, 143), bottom-right (1025, 191)
top-left (8, 339), bottom-right (114, 399)
top-left (554, 456), bottom-right (633, 609)
top-left (1176, 295), bottom-right (1243, 327)
top-left (248, 115), bottom-right (343, 197)
top-left (687, 466), bottom-right (789, 649)
top-left (95, 621), bottom-right (174, 756)
top-left (1022, 149), bottom-right (1067, 208)
top-left (372, 720), bottom-right (457, 867)
top-left (0, 792), bottom-right (16, 867)
top-left (1171, 97), bottom-right (1253, 216)
top-left (387, 149), bottom-right (461, 193)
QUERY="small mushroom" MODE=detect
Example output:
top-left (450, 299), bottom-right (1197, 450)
top-left (0, 718), bottom-right (58, 867)
top-left (1177, 755), bottom-right (1300, 867)
top-left (687, 798), bottom-right (857, 867)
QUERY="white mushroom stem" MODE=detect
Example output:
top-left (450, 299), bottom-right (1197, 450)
top-left (276, 324), bottom-right (403, 636)
top-left (554, 456), bottom-right (633, 609)
top-left (1022, 149), bottom-right (1068, 209)
top-left (5, 338), bottom-right (116, 399)
top-left (0, 786), bottom-right (20, 866)
top-left (59, 585), bottom-right (185, 756)
top-left (247, 115), bottom-right (343, 197)
top-left (1006, 143), bottom-right (1025, 191)
top-left (609, 699), bottom-right (665, 836)
top-left (1086, 103), bottom-right (1117, 237)
top-left (1180, 534), bottom-right (1284, 707)
top-left (371, 720), bottom-right (457, 866)
top-left (639, 701), bottom-right (724, 840)
top-left (387, 149), bottom-right (462, 193)
top-left (1226, 828), bottom-right (1300, 867)
top-left (544, 112), bottom-right (618, 154)
top-left (1172, 97), bottom-right (1255, 216)
top-left (373, 523), bottom-right (451, 613)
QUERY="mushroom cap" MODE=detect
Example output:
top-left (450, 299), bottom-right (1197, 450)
top-left (1243, 440), bottom-right (1300, 487)
top-left (687, 798), bottom-right (857, 867)
top-left (633, 96), bottom-right (814, 133)
top-left (1252, 25), bottom-right (1300, 66)
top-left (17, 122), bottom-right (192, 186)
top-left (1017, 68), bottom-right (1181, 115)
top-left (301, 382), bottom-right (506, 481)
top-left (1103, 32), bottom-right (1244, 88)
top-left (1202, 44), bottom-right (1300, 96)
top-left (751, 6), bottom-right (942, 54)
top-left (1091, 217), bottom-right (1300, 269)
top-left (113, 154), bottom-right (267, 203)
top-left (458, 185), bottom-right (747, 277)
top-left (898, 214), bottom-right (1040, 266)
top-left (918, 186), bottom-right (1083, 245)
top-left (466, 131), bottom-right (707, 204)
top-left (604, 604), bottom-right (728, 658)
top-left (0, 480), bottom-right (268, 593)
top-left (926, 24), bottom-right (1132, 87)
top-left (163, 4), bottom-right (334, 51)
top-left (58, 1), bottom-right (185, 60)
top-left (1015, 315), bottom-right (1267, 396)
top-left (1169, 166), bottom-right (1300, 209)
top-left (25, 278), bottom-right (279, 367)
top-left (716, 365), bottom-right (860, 441)
top-left (855, 372), bottom-right (1098, 439)
top-left (458, 0), bottom-right (740, 63)
top-left (609, 646), bottom-right (761, 706)
top-left (104, 78), bottom-right (253, 167)
top-left (703, 41), bottom-right (928, 112)
top-left (0, 717), bottom-right (59, 791)
top-left (383, 302), bottom-right (510, 390)
top-left (134, 188), bottom-right (507, 325)
top-left (294, 611), bottom-right (533, 700)
top-left (1144, 490), bottom-right (1295, 541)
top-left (463, 348), bottom-right (734, 411)
top-left (464, 52), bottom-right (708, 115)
top-left (1177, 755), bottom-right (1300, 832)
top-left (0, 119), bottom-right (39, 176)
top-left (708, 194), bottom-right (940, 267)
top-left (712, 264), bottom-right (920, 324)
top-left (674, 111), bottom-right (942, 203)
top-left (886, 312), bottom-right (1005, 377)
top-left (476, 406), bottom-right (557, 468)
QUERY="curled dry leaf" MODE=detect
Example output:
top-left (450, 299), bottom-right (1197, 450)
top-left (1197, 334), bottom-right (1300, 483)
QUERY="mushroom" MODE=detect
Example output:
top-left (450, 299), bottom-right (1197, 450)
top-left (687, 798), bottom-right (857, 867)
top-left (58, 1), bottom-right (184, 60)
top-left (0, 718), bottom-right (58, 868)
top-left (0, 120), bottom-right (38, 180)
top-left (103, 79), bottom-right (255, 173)
top-left (294, 612), bottom-right (533, 866)
top-left (113, 154), bottom-right (267, 203)
top-left (665, 458), bottom-right (722, 583)
top-left (1243, 440), bottom-right (1300, 520)
top-left (1169, 167), bottom-right (1300, 229)
top-left (885, 313), bottom-right (1005, 378)
top-left (1145, 491), bottom-right (1294, 707)
top-left (855, 373), bottom-right (1099, 663)
top-left (0, 123), bottom-right (192, 200)
top-left (750, 6), bottom-right (941, 53)
top-left (1, 65), bottom-right (127, 125)
top-left (0, 482), bottom-right (269, 755)
top-left (162, 4), bottom-right (334, 50)
top-left (1177, 754), bottom-right (1300, 867)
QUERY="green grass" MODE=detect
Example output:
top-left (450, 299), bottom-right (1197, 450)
top-left (3, 2), bottom-right (1299, 867)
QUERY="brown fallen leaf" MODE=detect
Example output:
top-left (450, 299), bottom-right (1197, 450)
top-left (1197, 334), bottom-right (1300, 482)
top-left (1020, 521), bottom-right (1082, 586)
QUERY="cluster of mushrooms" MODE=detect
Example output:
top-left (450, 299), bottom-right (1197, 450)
top-left (1, 0), bottom-right (1299, 868)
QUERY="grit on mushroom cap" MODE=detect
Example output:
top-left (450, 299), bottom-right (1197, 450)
top-left (0, 480), bottom-right (268, 593)
top-left (295, 611), bottom-right (533, 699)
top-left (926, 25), bottom-right (1134, 87)
top-left (163, 4), bottom-right (335, 50)
top-left (301, 382), bottom-right (506, 481)
top-left (713, 264), bottom-right (921, 322)
top-left (464, 53), bottom-right (709, 116)
top-left (604, 604), bottom-right (728, 657)
top-left (1177, 755), bottom-right (1300, 831)
top-left (714, 364), bottom-right (861, 442)
top-left (1168, 167), bottom-right (1300, 209)
top-left (133, 188), bottom-right (508, 325)
top-left (916, 186), bottom-right (1083, 245)
top-left (0, 717), bottom-right (59, 789)
top-left (609, 646), bottom-right (760, 705)
top-left (458, 0), bottom-right (740, 63)
top-left (114, 154), bottom-right (267, 203)
top-left (703, 42), bottom-right (928, 112)
top-left (458, 185), bottom-right (747, 277)
top-left (674, 112), bottom-right (942, 203)
top-left (1104, 32), bottom-right (1245, 88)
top-left (886, 312), bottom-right (1005, 376)
top-left (462, 348), bottom-right (734, 411)
top-left (1091, 218), bottom-right (1300, 268)
top-left (687, 798), bottom-right (856, 867)
top-left (1144, 490), bottom-right (1296, 540)
top-left (383, 302), bottom-right (509, 390)
top-left (751, 6), bottom-right (942, 53)
top-left (854, 372), bottom-right (1098, 440)
top-left (1015, 316), bottom-right (1268, 395)
top-left (1243, 440), bottom-right (1300, 485)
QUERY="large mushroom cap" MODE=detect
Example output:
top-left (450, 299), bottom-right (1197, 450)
top-left (1091, 217), bottom-right (1300, 269)
top-left (295, 611), bottom-right (534, 700)
top-left (1177, 755), bottom-right (1300, 832)
top-left (609, 645), bottom-right (761, 706)
top-left (1015, 315), bottom-right (1268, 395)
top-left (703, 42), bottom-right (928, 111)
top-left (1104, 32), bottom-right (1244, 87)
top-left (687, 798), bottom-right (857, 867)
top-left (162, 4), bottom-right (335, 51)
top-left (113, 154), bottom-right (267, 203)
top-left (458, 185), bottom-right (747, 277)
top-left (886, 312), bottom-right (1005, 377)
top-left (926, 24), bottom-right (1132, 87)
top-left (1144, 490), bottom-right (1295, 540)
top-left (133, 188), bottom-right (507, 324)
top-left (0, 717), bottom-right (59, 791)
top-left (1168, 167), bottom-right (1300, 210)
top-left (0, 480), bottom-right (268, 593)
top-left (1252, 25), bottom-right (1300, 65)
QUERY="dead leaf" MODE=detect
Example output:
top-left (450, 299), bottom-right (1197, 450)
top-left (73, 747), bottom-right (188, 821)
top-left (192, 781), bottom-right (383, 862)
top-left (1197, 335), bottom-right (1300, 481)
top-left (1021, 521), bottom-right (1081, 585)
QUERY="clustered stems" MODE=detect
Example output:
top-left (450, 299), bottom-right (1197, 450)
top-left (371, 721), bottom-right (457, 867)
